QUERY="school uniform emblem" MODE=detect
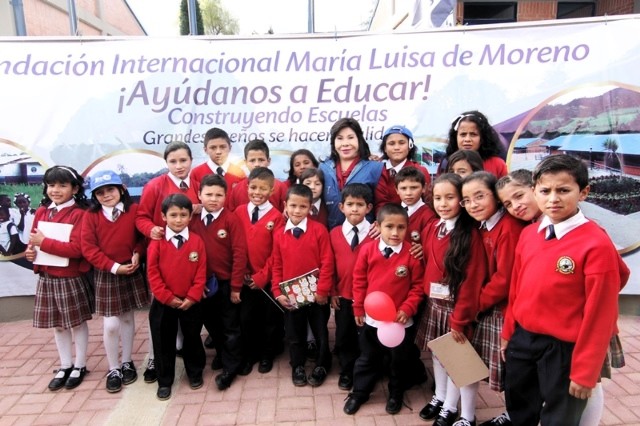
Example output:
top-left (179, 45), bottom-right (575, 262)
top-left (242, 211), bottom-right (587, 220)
top-left (556, 256), bottom-right (575, 274)
top-left (188, 252), bottom-right (199, 262)
top-left (217, 229), bottom-right (228, 239)
top-left (266, 221), bottom-right (275, 231)
top-left (410, 230), bottom-right (420, 242)
top-left (395, 265), bottom-right (408, 277)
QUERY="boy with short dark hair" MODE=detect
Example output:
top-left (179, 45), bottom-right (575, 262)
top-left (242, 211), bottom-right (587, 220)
top-left (191, 127), bottom-right (246, 193)
top-left (147, 193), bottom-right (206, 401)
top-left (189, 174), bottom-right (248, 390)
top-left (395, 166), bottom-right (436, 245)
top-left (273, 184), bottom-right (335, 387)
top-left (344, 203), bottom-right (424, 416)
top-left (502, 154), bottom-right (629, 425)
top-left (227, 139), bottom-right (287, 212)
top-left (238, 167), bottom-right (285, 375)
top-left (329, 183), bottom-right (373, 391)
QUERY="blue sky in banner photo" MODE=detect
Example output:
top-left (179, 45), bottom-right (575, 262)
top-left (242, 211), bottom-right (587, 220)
top-left (126, 0), bottom-right (375, 36)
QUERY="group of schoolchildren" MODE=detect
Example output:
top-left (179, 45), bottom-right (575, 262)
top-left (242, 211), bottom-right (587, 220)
top-left (21, 111), bottom-right (628, 426)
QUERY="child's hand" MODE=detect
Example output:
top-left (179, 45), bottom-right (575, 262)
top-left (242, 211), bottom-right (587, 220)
top-left (29, 228), bottom-right (45, 246)
top-left (169, 297), bottom-right (183, 309)
top-left (331, 296), bottom-right (340, 310)
top-left (396, 310), bottom-right (409, 324)
top-left (315, 294), bottom-right (328, 305)
top-left (230, 291), bottom-right (241, 304)
top-left (116, 264), bottom-right (137, 275)
top-left (178, 298), bottom-right (194, 310)
top-left (192, 204), bottom-right (203, 215)
top-left (354, 316), bottom-right (365, 327)
top-left (150, 226), bottom-right (164, 240)
top-left (409, 242), bottom-right (424, 260)
top-left (247, 278), bottom-right (258, 290)
top-left (450, 329), bottom-right (467, 344)
top-left (500, 338), bottom-right (509, 362)
top-left (25, 245), bottom-right (36, 262)
top-left (368, 222), bottom-right (381, 239)
top-left (131, 252), bottom-right (140, 267)
top-left (569, 381), bottom-right (592, 399)
top-left (276, 295), bottom-right (295, 311)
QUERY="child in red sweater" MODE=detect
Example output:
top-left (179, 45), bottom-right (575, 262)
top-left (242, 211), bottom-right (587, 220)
top-left (190, 174), bottom-right (248, 390)
top-left (25, 166), bottom-right (93, 391)
top-left (300, 167), bottom-right (328, 227)
top-left (273, 184), bottom-right (335, 387)
top-left (147, 194), bottom-right (206, 401)
top-left (344, 203), bottom-right (425, 415)
top-left (502, 155), bottom-right (628, 426)
top-left (416, 173), bottom-right (488, 426)
top-left (395, 166), bottom-right (436, 245)
top-left (329, 183), bottom-right (374, 391)
top-left (82, 170), bottom-right (148, 393)
top-left (227, 139), bottom-right (287, 212)
top-left (191, 127), bottom-right (245, 196)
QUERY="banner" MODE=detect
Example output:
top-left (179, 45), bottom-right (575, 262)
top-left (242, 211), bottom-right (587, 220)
top-left (1, 15), bottom-right (639, 295)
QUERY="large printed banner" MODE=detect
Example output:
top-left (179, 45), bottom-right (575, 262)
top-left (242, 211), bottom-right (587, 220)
top-left (1, 16), bottom-right (639, 296)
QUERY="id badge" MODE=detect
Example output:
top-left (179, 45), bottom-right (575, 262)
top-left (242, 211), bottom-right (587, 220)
top-left (430, 282), bottom-right (450, 300)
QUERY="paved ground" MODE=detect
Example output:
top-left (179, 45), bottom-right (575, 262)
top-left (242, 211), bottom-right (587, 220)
top-left (0, 312), bottom-right (638, 425)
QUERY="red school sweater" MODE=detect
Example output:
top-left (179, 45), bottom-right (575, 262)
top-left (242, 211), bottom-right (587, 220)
top-left (329, 226), bottom-right (373, 300)
top-left (191, 162), bottom-right (245, 210)
top-left (81, 204), bottom-right (145, 271)
top-left (189, 209), bottom-right (248, 293)
top-left (135, 175), bottom-right (200, 238)
top-left (227, 177), bottom-right (287, 212)
top-left (147, 233), bottom-right (206, 305)
top-left (406, 204), bottom-right (437, 244)
top-left (478, 213), bottom-right (526, 313)
top-left (502, 221), bottom-right (626, 388)
top-left (271, 221), bottom-right (335, 299)
top-left (374, 161), bottom-right (431, 214)
top-left (421, 223), bottom-right (487, 335)
top-left (351, 242), bottom-right (425, 318)
top-left (32, 204), bottom-right (90, 277)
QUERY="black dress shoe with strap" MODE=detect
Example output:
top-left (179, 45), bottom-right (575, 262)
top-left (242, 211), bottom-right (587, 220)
top-left (64, 366), bottom-right (88, 390)
top-left (48, 366), bottom-right (74, 391)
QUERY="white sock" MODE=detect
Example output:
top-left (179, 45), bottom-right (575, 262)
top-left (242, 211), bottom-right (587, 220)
top-left (119, 310), bottom-right (135, 363)
top-left (460, 381), bottom-right (480, 420)
top-left (53, 327), bottom-right (73, 369)
top-left (579, 383), bottom-right (604, 426)
top-left (443, 376), bottom-right (461, 413)
top-left (103, 316), bottom-right (121, 370)
top-left (432, 356), bottom-right (449, 402)
top-left (72, 322), bottom-right (89, 369)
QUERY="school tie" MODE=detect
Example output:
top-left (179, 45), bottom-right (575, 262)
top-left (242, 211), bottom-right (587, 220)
top-left (389, 168), bottom-right (396, 178)
top-left (216, 167), bottom-right (224, 177)
top-left (179, 180), bottom-right (188, 191)
top-left (174, 234), bottom-right (184, 249)
top-left (251, 206), bottom-right (259, 224)
top-left (112, 208), bottom-right (121, 222)
top-left (350, 226), bottom-right (359, 251)
top-left (383, 247), bottom-right (394, 258)
top-left (436, 222), bottom-right (447, 239)
top-left (205, 213), bottom-right (213, 227)
top-left (480, 222), bottom-right (487, 230)
top-left (546, 224), bottom-right (556, 240)
top-left (292, 227), bottom-right (303, 239)
top-left (48, 207), bottom-right (58, 220)
top-left (311, 205), bottom-right (319, 216)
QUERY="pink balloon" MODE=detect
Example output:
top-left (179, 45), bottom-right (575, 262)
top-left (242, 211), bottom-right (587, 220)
top-left (377, 322), bottom-right (405, 348)
top-left (364, 291), bottom-right (396, 322)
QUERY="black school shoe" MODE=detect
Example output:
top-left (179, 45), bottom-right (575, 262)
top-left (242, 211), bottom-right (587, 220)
top-left (308, 366), bottom-right (327, 387)
top-left (434, 408), bottom-right (459, 426)
top-left (48, 366), bottom-right (74, 391)
top-left (338, 373), bottom-right (353, 390)
top-left (258, 358), bottom-right (273, 374)
top-left (478, 413), bottom-right (512, 426)
top-left (385, 394), bottom-right (404, 415)
top-left (292, 366), bottom-right (307, 387)
top-left (189, 375), bottom-right (204, 390)
top-left (419, 396), bottom-right (444, 420)
top-left (121, 361), bottom-right (137, 385)
top-left (64, 366), bottom-right (88, 390)
top-left (106, 369), bottom-right (123, 393)
top-left (157, 386), bottom-right (171, 400)
top-left (215, 371), bottom-right (236, 390)
top-left (238, 360), bottom-right (254, 376)
top-left (143, 359), bottom-right (157, 383)
top-left (343, 393), bottom-right (369, 415)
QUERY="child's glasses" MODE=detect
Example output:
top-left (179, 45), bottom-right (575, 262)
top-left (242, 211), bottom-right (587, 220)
top-left (460, 192), bottom-right (492, 207)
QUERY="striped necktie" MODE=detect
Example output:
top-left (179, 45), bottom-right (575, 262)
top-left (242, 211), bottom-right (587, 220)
top-left (112, 208), bottom-right (121, 222)
top-left (48, 207), bottom-right (58, 220)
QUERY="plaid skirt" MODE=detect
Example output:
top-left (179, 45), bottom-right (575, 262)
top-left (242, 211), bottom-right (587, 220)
top-left (471, 306), bottom-right (504, 391)
top-left (416, 298), bottom-right (454, 351)
top-left (94, 268), bottom-right (149, 317)
top-left (600, 334), bottom-right (625, 380)
top-left (33, 273), bottom-right (94, 329)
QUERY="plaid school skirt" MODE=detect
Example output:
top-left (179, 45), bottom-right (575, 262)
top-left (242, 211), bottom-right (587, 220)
top-left (471, 306), bottom-right (504, 391)
top-left (600, 334), bottom-right (625, 380)
top-left (33, 273), bottom-right (94, 329)
top-left (416, 298), bottom-right (454, 351)
top-left (94, 268), bottom-right (149, 317)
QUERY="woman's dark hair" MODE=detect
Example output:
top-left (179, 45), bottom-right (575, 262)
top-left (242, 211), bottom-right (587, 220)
top-left (164, 141), bottom-right (192, 160)
top-left (329, 118), bottom-right (371, 162)
top-left (40, 165), bottom-right (89, 208)
top-left (89, 185), bottom-right (133, 213)
top-left (432, 173), bottom-right (475, 303)
top-left (446, 110), bottom-right (504, 160)
top-left (287, 149), bottom-right (319, 184)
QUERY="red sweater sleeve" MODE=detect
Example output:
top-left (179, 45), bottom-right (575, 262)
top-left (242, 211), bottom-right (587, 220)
top-left (146, 240), bottom-right (172, 304)
top-left (135, 177), bottom-right (161, 238)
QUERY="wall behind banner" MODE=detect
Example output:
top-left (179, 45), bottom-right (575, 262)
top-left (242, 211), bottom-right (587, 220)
top-left (0, 15), bottom-right (639, 296)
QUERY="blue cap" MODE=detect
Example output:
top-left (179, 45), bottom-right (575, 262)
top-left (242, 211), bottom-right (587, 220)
top-left (383, 125), bottom-right (414, 142)
top-left (90, 170), bottom-right (123, 192)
